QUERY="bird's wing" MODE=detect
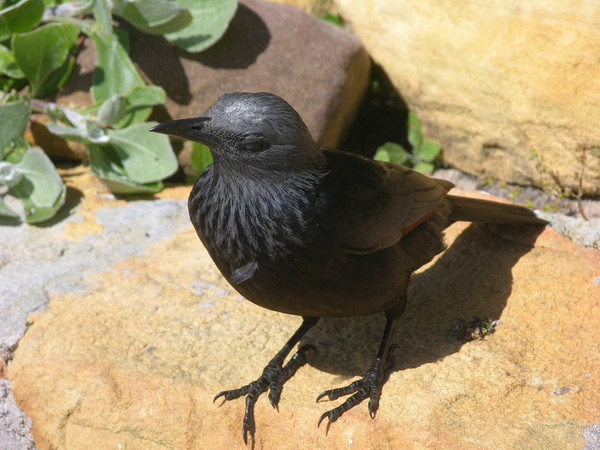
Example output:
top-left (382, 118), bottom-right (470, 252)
top-left (321, 150), bottom-right (453, 254)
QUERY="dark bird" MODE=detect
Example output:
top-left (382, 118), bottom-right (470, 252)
top-left (150, 92), bottom-right (546, 443)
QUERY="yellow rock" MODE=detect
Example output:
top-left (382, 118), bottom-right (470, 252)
top-left (335, 0), bottom-right (600, 194)
top-left (9, 189), bottom-right (600, 448)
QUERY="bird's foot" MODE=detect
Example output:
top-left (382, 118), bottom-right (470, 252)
top-left (214, 344), bottom-right (315, 444)
top-left (316, 357), bottom-right (387, 429)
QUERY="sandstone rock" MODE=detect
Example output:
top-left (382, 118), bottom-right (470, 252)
top-left (48, 0), bottom-right (369, 161)
top-left (0, 168), bottom-right (192, 446)
top-left (8, 188), bottom-right (599, 448)
top-left (334, 0), bottom-right (600, 194)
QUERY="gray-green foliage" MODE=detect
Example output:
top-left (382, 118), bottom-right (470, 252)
top-left (164, 0), bottom-right (237, 52)
top-left (374, 111), bottom-right (441, 174)
top-left (0, 96), bottom-right (65, 222)
top-left (0, 0), bottom-right (237, 222)
top-left (190, 142), bottom-right (213, 176)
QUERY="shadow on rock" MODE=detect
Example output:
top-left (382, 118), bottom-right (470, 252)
top-left (185, 3), bottom-right (271, 70)
top-left (129, 3), bottom-right (271, 113)
top-left (303, 223), bottom-right (546, 377)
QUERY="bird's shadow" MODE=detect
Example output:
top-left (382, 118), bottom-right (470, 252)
top-left (302, 223), bottom-right (545, 377)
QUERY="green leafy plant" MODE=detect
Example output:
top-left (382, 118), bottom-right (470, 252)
top-left (0, 0), bottom-right (237, 222)
top-left (190, 142), bottom-right (213, 175)
top-left (319, 13), bottom-right (342, 26)
top-left (0, 95), bottom-right (65, 222)
top-left (374, 111), bottom-right (441, 174)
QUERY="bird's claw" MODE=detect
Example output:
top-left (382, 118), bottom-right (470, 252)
top-left (242, 395), bottom-right (257, 444)
top-left (214, 344), bottom-right (315, 443)
top-left (316, 358), bottom-right (386, 428)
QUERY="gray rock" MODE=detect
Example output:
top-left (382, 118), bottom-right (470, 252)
top-left (0, 198), bottom-right (190, 447)
top-left (539, 213), bottom-right (600, 250)
top-left (0, 199), bottom-right (190, 362)
top-left (585, 423), bottom-right (600, 450)
top-left (0, 380), bottom-right (35, 450)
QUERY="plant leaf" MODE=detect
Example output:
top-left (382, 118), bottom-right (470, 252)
top-left (319, 13), bottom-right (342, 26)
top-left (164, 0), bottom-right (237, 53)
top-left (36, 50), bottom-right (77, 97)
top-left (416, 140), bottom-right (441, 162)
top-left (0, 161), bottom-right (24, 186)
top-left (407, 110), bottom-right (422, 149)
top-left (374, 142), bottom-right (410, 165)
top-left (49, 0), bottom-right (95, 18)
top-left (114, 0), bottom-right (192, 34)
top-left (0, 0), bottom-right (45, 41)
top-left (97, 94), bottom-right (128, 126)
top-left (0, 44), bottom-right (24, 78)
top-left (412, 162), bottom-right (435, 174)
top-left (373, 147), bottom-right (390, 162)
top-left (92, 0), bottom-right (113, 36)
top-left (88, 143), bottom-right (164, 194)
top-left (90, 29), bottom-right (145, 104)
top-left (11, 22), bottom-right (78, 95)
top-left (190, 141), bottom-right (212, 173)
top-left (45, 120), bottom-right (110, 144)
top-left (45, 122), bottom-right (90, 143)
top-left (10, 147), bottom-right (66, 223)
top-left (0, 99), bottom-right (30, 159)
top-left (115, 85), bottom-right (166, 128)
top-left (125, 84), bottom-right (166, 107)
top-left (105, 122), bottom-right (177, 183)
top-left (0, 198), bottom-right (19, 218)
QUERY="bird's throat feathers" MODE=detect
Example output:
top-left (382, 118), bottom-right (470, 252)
top-left (189, 164), bottom-right (324, 267)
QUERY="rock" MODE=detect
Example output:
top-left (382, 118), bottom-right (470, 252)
top-left (334, 0), bottom-right (600, 194)
top-left (0, 168), bottom-right (191, 366)
top-left (7, 184), bottom-right (599, 447)
top-left (0, 379), bottom-right (35, 450)
top-left (0, 168), bottom-right (192, 446)
top-left (48, 0), bottom-right (369, 160)
top-left (584, 424), bottom-right (600, 449)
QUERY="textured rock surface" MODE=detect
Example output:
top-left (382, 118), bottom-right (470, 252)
top-left (0, 169), bottom-right (192, 447)
top-left (53, 0), bottom-right (369, 155)
top-left (0, 379), bottom-right (35, 449)
top-left (334, 0), bottom-right (600, 194)
top-left (0, 169), bottom-right (190, 365)
top-left (6, 179), bottom-right (599, 448)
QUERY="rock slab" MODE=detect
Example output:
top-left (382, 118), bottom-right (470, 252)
top-left (58, 0), bottom-right (370, 151)
top-left (8, 187), bottom-right (600, 448)
top-left (335, 0), bottom-right (600, 194)
top-left (0, 169), bottom-right (192, 447)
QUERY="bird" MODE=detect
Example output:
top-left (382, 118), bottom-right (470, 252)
top-left (150, 92), bottom-right (547, 443)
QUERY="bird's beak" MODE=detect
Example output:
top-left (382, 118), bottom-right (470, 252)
top-left (150, 117), bottom-right (218, 147)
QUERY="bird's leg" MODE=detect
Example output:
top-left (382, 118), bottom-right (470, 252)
top-left (316, 303), bottom-right (405, 429)
top-left (214, 316), bottom-right (318, 444)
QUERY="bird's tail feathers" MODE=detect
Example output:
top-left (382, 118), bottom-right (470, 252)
top-left (446, 195), bottom-right (547, 225)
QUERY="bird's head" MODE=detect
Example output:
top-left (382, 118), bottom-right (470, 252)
top-left (150, 92), bottom-right (325, 176)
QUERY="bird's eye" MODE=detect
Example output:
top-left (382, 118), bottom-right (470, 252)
top-left (190, 117), bottom-right (209, 132)
top-left (243, 136), bottom-right (270, 152)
